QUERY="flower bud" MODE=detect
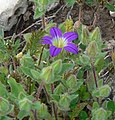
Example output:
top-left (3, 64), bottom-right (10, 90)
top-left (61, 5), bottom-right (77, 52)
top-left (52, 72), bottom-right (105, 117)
top-left (65, 18), bottom-right (73, 32)
top-left (90, 27), bottom-right (102, 44)
top-left (86, 41), bottom-right (98, 58)
top-left (81, 25), bottom-right (90, 45)
top-left (40, 66), bottom-right (54, 84)
top-left (51, 59), bottom-right (62, 74)
top-left (16, 52), bottom-right (23, 59)
top-left (59, 93), bottom-right (70, 111)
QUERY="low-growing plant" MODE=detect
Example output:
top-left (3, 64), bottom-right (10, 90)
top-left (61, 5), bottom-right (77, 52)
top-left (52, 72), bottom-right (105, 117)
top-left (0, 0), bottom-right (115, 120)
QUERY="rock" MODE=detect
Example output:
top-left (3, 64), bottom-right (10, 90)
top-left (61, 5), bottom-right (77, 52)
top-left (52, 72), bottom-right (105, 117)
top-left (110, 11), bottom-right (115, 17)
top-left (0, 0), bottom-right (28, 31)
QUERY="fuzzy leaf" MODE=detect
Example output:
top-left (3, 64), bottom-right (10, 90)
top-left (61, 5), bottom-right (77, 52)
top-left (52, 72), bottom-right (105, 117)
top-left (8, 77), bottom-right (26, 97)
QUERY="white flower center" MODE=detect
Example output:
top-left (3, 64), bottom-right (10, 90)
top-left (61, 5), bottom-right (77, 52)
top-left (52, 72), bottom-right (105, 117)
top-left (52, 37), bottom-right (67, 48)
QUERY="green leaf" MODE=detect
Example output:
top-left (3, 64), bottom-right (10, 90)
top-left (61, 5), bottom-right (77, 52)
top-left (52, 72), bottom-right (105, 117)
top-left (67, 76), bottom-right (84, 93)
top-left (98, 79), bottom-right (103, 88)
top-left (0, 97), bottom-right (14, 116)
top-left (38, 103), bottom-right (50, 119)
top-left (95, 57), bottom-right (105, 73)
top-left (76, 79), bottom-right (84, 91)
top-left (20, 66), bottom-right (33, 78)
top-left (34, 7), bottom-right (43, 19)
top-left (65, 0), bottom-right (76, 6)
top-left (0, 116), bottom-right (12, 120)
top-left (99, 85), bottom-right (111, 98)
top-left (33, 0), bottom-right (49, 19)
top-left (69, 94), bottom-right (79, 101)
top-left (92, 85), bottom-right (111, 98)
top-left (69, 102), bottom-right (87, 119)
top-left (17, 110), bottom-right (30, 120)
top-left (92, 108), bottom-right (107, 120)
top-left (50, 94), bottom-right (60, 102)
top-left (82, 92), bottom-right (90, 101)
top-left (32, 101), bottom-right (41, 110)
top-left (0, 82), bottom-right (8, 98)
top-left (54, 83), bottom-right (65, 94)
top-left (60, 63), bottom-right (74, 74)
top-left (79, 111), bottom-right (88, 120)
top-left (0, 66), bottom-right (8, 75)
top-left (106, 2), bottom-right (115, 12)
top-left (20, 53), bottom-right (34, 68)
top-left (107, 101), bottom-right (115, 112)
top-left (19, 98), bottom-right (32, 111)
top-left (85, 0), bottom-right (94, 5)
top-left (66, 75), bottom-right (76, 88)
top-left (79, 54), bottom-right (90, 65)
top-left (8, 77), bottom-right (26, 97)
top-left (92, 102), bottom-right (99, 110)
top-left (30, 69), bottom-right (40, 80)
top-left (23, 33), bottom-right (32, 43)
top-left (77, 67), bottom-right (84, 79)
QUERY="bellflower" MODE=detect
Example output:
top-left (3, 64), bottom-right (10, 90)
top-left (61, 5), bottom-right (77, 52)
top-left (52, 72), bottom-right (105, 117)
top-left (42, 27), bottom-right (78, 57)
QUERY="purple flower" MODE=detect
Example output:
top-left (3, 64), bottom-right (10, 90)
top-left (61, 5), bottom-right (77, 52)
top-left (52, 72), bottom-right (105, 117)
top-left (42, 27), bottom-right (78, 57)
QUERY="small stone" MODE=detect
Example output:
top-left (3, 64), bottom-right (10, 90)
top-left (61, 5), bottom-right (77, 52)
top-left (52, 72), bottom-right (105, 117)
top-left (110, 11), bottom-right (115, 17)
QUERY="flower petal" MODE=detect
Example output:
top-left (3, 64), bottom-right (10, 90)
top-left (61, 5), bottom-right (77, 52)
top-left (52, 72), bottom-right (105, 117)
top-left (64, 43), bottom-right (78, 54)
top-left (64, 32), bottom-right (78, 42)
top-left (50, 27), bottom-right (62, 37)
top-left (50, 46), bottom-right (62, 57)
top-left (42, 36), bottom-right (52, 44)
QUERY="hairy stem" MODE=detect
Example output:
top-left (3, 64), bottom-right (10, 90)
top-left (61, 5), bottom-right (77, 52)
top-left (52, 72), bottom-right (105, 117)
top-left (51, 84), bottom-right (58, 120)
top-left (36, 81), bottom-right (44, 100)
top-left (42, 14), bottom-right (46, 30)
top-left (78, 5), bottom-right (82, 22)
top-left (91, 62), bottom-right (98, 88)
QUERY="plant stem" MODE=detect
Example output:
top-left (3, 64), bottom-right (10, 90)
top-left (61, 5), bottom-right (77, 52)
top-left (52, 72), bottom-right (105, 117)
top-left (38, 45), bottom-right (45, 66)
top-left (38, 14), bottom-right (46, 66)
top-left (91, 62), bottom-right (98, 88)
top-left (42, 14), bottom-right (46, 30)
top-left (51, 84), bottom-right (58, 120)
top-left (78, 5), bottom-right (82, 22)
top-left (36, 81), bottom-right (44, 100)
top-left (28, 78), bottom-right (32, 95)
top-left (43, 84), bottom-right (50, 102)
top-left (11, 57), bottom-right (17, 71)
